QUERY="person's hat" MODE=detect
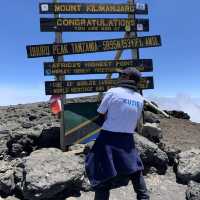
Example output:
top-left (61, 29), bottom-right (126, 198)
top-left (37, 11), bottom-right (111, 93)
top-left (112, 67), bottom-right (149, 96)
top-left (117, 67), bottom-right (141, 82)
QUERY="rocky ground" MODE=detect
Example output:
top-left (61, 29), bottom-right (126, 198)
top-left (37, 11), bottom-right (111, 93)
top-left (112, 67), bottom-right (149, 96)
top-left (0, 98), bottom-right (200, 200)
top-left (75, 168), bottom-right (187, 200)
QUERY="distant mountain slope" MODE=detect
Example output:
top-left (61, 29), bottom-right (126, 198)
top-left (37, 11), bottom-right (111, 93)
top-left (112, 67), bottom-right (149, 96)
top-left (147, 94), bottom-right (200, 123)
top-left (159, 117), bottom-right (200, 152)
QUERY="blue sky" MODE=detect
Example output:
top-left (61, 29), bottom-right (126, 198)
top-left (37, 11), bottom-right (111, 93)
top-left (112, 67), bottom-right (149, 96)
top-left (0, 0), bottom-right (200, 105)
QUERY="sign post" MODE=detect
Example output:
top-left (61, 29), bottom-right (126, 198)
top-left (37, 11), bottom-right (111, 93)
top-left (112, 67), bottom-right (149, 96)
top-left (53, 0), bottom-right (65, 150)
top-left (43, 59), bottom-right (153, 75)
top-left (26, 36), bottom-right (161, 58)
top-left (39, 2), bottom-right (148, 14)
top-left (26, 0), bottom-right (161, 148)
top-left (40, 18), bottom-right (149, 32)
top-left (45, 77), bottom-right (154, 95)
top-left (130, 0), bottom-right (145, 131)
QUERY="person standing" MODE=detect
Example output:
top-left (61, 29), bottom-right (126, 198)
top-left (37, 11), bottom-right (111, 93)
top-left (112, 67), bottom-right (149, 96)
top-left (85, 67), bottom-right (150, 200)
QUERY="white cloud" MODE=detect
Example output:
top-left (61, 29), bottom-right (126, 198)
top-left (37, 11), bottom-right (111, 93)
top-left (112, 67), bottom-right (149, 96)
top-left (1, 86), bottom-right (199, 123)
top-left (0, 85), bottom-right (96, 106)
top-left (146, 94), bottom-right (200, 123)
top-left (0, 85), bottom-right (49, 106)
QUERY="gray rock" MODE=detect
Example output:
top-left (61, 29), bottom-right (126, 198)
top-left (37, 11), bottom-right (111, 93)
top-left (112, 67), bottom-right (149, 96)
top-left (84, 141), bottom-right (95, 155)
top-left (4, 197), bottom-right (20, 200)
top-left (165, 110), bottom-right (190, 120)
top-left (11, 143), bottom-right (24, 157)
top-left (21, 122), bottom-right (34, 129)
top-left (37, 103), bottom-right (49, 108)
top-left (141, 123), bottom-right (162, 143)
top-left (14, 163), bottom-right (25, 192)
top-left (176, 149), bottom-right (200, 184)
top-left (7, 132), bottom-right (37, 158)
top-left (38, 116), bottom-right (53, 125)
top-left (39, 112), bottom-right (49, 117)
top-left (21, 148), bottom-right (85, 200)
top-left (79, 175), bottom-right (92, 192)
top-left (5, 122), bottom-right (20, 131)
top-left (0, 129), bottom-right (9, 158)
top-left (134, 133), bottom-right (169, 174)
top-left (37, 127), bottom-right (60, 148)
top-left (0, 161), bottom-right (15, 196)
top-left (0, 197), bottom-right (20, 200)
top-left (68, 144), bottom-right (85, 152)
top-left (160, 144), bottom-right (181, 166)
top-left (144, 111), bottom-right (160, 123)
top-left (186, 181), bottom-right (200, 200)
top-left (148, 166), bottom-right (158, 174)
top-left (28, 114), bottom-right (38, 121)
top-left (0, 129), bottom-right (9, 135)
top-left (68, 144), bottom-right (94, 156)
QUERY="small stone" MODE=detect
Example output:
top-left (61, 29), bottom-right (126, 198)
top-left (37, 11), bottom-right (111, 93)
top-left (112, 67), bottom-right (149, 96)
top-left (0, 161), bottom-right (15, 196)
top-left (186, 181), bottom-right (200, 200)
top-left (144, 111), bottom-right (160, 123)
top-left (141, 123), bottom-right (162, 143)
top-left (21, 122), bottom-right (34, 129)
top-left (11, 143), bottom-right (23, 157)
top-left (176, 149), bottom-right (200, 184)
top-left (68, 144), bottom-right (85, 152)
top-left (29, 115), bottom-right (37, 121)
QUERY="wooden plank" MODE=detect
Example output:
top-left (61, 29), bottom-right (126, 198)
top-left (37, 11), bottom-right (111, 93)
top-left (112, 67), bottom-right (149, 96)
top-left (26, 35), bottom-right (161, 58)
top-left (40, 18), bottom-right (149, 32)
top-left (45, 77), bottom-right (154, 95)
top-left (44, 59), bottom-right (153, 75)
top-left (39, 3), bottom-right (148, 14)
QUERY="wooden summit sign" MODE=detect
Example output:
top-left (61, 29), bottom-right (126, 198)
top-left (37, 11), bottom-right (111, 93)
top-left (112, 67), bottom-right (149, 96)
top-left (44, 59), bottom-right (153, 75)
top-left (40, 18), bottom-right (149, 32)
top-left (45, 77), bottom-right (154, 95)
top-left (39, 3), bottom-right (148, 14)
top-left (26, 35), bottom-right (161, 58)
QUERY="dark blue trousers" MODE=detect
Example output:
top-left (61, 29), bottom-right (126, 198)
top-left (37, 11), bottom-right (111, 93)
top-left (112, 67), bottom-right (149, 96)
top-left (85, 130), bottom-right (144, 189)
top-left (94, 171), bottom-right (150, 200)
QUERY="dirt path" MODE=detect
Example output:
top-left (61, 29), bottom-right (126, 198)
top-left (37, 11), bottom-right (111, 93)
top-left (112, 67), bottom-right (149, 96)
top-left (72, 168), bottom-right (186, 200)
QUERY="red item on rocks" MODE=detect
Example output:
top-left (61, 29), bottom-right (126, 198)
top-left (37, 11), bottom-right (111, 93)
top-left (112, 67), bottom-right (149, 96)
top-left (50, 95), bottom-right (62, 114)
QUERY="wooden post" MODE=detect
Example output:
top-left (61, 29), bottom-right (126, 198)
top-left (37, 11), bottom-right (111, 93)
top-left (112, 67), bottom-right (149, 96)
top-left (105, 0), bottom-right (140, 79)
top-left (129, 1), bottom-right (143, 96)
top-left (129, 0), bottom-right (144, 130)
top-left (53, 0), bottom-right (65, 151)
top-left (128, 0), bottom-right (139, 62)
